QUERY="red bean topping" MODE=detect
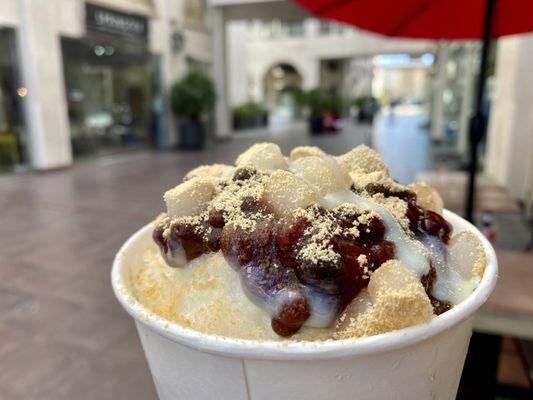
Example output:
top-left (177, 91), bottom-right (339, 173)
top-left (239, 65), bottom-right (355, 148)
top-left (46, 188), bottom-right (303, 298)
top-left (153, 189), bottom-right (453, 336)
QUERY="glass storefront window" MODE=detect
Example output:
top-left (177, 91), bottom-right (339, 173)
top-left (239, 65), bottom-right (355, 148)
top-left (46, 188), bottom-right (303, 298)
top-left (249, 20), bottom-right (304, 40)
top-left (319, 21), bottom-right (344, 35)
top-left (0, 28), bottom-right (27, 171)
top-left (281, 21), bottom-right (304, 37)
top-left (61, 37), bottom-right (161, 157)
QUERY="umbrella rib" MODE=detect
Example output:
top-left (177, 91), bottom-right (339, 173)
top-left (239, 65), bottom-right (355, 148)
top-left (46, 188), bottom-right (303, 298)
top-left (387, 0), bottom-right (434, 37)
top-left (314, 0), bottom-right (363, 15)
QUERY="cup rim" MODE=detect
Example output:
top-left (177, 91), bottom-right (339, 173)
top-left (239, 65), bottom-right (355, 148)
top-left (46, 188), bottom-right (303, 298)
top-left (111, 210), bottom-right (498, 360)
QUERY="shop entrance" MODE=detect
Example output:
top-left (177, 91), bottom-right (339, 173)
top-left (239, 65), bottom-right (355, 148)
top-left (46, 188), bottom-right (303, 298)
top-left (0, 28), bottom-right (27, 171)
top-left (61, 37), bottom-right (162, 157)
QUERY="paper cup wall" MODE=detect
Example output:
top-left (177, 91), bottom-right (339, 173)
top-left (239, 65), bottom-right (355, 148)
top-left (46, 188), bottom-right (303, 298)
top-left (112, 211), bottom-right (498, 400)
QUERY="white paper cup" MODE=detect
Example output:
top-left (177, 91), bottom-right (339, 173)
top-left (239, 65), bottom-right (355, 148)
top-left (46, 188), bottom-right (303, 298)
top-left (112, 210), bottom-right (497, 400)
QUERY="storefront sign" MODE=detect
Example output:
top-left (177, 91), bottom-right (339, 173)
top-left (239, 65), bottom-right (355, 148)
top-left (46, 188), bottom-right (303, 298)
top-left (86, 3), bottom-right (148, 43)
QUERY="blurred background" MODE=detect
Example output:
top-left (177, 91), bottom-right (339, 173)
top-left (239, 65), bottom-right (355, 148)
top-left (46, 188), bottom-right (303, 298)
top-left (0, 0), bottom-right (532, 399)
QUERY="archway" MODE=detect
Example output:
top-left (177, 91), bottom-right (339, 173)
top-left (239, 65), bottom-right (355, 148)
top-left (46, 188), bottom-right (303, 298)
top-left (263, 63), bottom-right (303, 128)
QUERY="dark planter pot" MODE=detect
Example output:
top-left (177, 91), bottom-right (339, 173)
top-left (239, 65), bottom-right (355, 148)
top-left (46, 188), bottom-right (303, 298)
top-left (233, 115), bottom-right (268, 131)
top-left (179, 120), bottom-right (204, 150)
top-left (358, 109), bottom-right (375, 123)
top-left (240, 116), bottom-right (256, 129)
top-left (308, 115), bottom-right (324, 135)
top-left (232, 117), bottom-right (242, 130)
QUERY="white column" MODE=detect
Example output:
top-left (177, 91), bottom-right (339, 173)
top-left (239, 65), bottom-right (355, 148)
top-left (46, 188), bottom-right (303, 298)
top-left (17, 0), bottom-right (72, 170)
top-left (212, 7), bottom-right (231, 139)
top-left (302, 59), bottom-right (320, 90)
top-left (253, 67), bottom-right (264, 103)
top-left (430, 43), bottom-right (449, 141)
top-left (340, 59), bottom-right (351, 99)
top-left (150, 0), bottom-right (185, 148)
top-left (485, 34), bottom-right (533, 201)
top-left (306, 19), bottom-right (320, 37)
top-left (228, 21), bottom-right (249, 106)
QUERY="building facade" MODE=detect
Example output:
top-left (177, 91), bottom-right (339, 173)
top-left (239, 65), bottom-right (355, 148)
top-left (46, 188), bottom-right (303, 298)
top-left (227, 18), bottom-right (436, 108)
top-left (0, 0), bottom-right (212, 171)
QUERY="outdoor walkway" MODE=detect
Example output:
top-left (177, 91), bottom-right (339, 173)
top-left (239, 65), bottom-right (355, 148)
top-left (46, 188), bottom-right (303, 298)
top-left (0, 114), bottom-right (530, 399)
top-left (373, 106), bottom-right (433, 183)
top-left (0, 122), bottom-right (372, 399)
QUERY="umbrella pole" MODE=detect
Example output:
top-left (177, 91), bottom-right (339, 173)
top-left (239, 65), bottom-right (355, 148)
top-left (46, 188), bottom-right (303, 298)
top-left (465, 0), bottom-right (496, 222)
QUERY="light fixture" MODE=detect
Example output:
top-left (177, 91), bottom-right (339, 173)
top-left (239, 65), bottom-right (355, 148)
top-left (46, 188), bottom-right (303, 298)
top-left (94, 45), bottom-right (105, 56)
top-left (17, 87), bottom-right (28, 97)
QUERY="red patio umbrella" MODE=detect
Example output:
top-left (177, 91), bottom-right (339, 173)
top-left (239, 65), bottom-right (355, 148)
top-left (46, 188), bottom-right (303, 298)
top-left (295, 0), bottom-right (533, 222)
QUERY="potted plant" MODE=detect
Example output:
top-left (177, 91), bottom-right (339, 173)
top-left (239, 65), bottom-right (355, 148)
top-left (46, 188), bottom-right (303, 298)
top-left (232, 101), bottom-right (268, 130)
top-left (297, 88), bottom-right (325, 134)
top-left (171, 69), bottom-right (216, 150)
top-left (353, 95), bottom-right (379, 123)
top-left (296, 89), bottom-right (345, 134)
top-left (322, 92), bottom-right (344, 132)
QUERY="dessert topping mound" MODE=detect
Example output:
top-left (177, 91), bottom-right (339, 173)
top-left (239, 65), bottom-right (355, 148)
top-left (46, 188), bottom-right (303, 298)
top-left (148, 143), bottom-right (487, 339)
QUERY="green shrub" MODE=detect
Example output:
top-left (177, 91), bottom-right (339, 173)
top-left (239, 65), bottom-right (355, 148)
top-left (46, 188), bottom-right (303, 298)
top-left (171, 69), bottom-right (216, 119)
top-left (232, 101), bottom-right (266, 119)
top-left (322, 93), bottom-right (344, 114)
top-left (353, 95), bottom-right (377, 109)
top-left (297, 88), bottom-right (345, 116)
